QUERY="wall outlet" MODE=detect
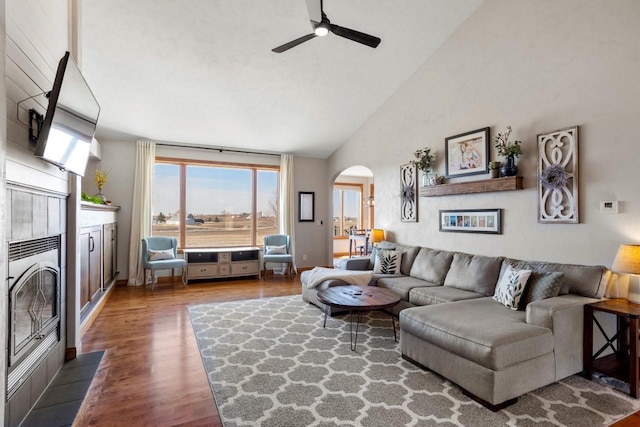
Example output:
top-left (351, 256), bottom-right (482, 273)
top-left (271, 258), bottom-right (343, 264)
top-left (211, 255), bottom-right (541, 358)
top-left (600, 201), bottom-right (618, 214)
top-left (302, 254), bottom-right (308, 261)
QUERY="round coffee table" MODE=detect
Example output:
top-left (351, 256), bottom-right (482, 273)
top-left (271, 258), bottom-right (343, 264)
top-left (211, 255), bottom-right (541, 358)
top-left (316, 285), bottom-right (401, 351)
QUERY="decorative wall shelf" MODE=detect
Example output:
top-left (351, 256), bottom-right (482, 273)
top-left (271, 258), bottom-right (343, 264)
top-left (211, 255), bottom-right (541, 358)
top-left (419, 176), bottom-right (523, 197)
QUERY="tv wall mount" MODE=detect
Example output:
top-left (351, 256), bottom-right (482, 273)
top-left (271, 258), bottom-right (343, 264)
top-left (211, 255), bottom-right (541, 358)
top-left (16, 91), bottom-right (50, 144)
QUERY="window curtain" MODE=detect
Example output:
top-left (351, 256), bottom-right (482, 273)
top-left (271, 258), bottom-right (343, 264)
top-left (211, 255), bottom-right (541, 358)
top-left (279, 154), bottom-right (297, 274)
top-left (127, 140), bottom-right (156, 286)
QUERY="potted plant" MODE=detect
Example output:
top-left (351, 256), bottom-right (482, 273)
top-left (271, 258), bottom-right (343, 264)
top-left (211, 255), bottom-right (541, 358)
top-left (488, 161), bottom-right (501, 178)
top-left (94, 169), bottom-right (110, 203)
top-left (412, 147), bottom-right (437, 186)
top-left (493, 126), bottom-right (523, 177)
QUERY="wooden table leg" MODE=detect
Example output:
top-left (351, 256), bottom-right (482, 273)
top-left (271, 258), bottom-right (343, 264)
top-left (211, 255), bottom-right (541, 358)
top-left (629, 315), bottom-right (639, 398)
top-left (583, 305), bottom-right (594, 379)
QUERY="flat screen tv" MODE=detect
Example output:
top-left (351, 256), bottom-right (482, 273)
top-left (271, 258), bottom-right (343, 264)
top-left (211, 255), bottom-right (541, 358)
top-left (34, 51), bottom-right (100, 177)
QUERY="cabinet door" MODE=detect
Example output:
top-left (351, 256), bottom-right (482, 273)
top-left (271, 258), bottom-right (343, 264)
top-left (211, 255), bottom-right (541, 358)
top-left (88, 229), bottom-right (102, 299)
top-left (80, 231), bottom-right (91, 309)
top-left (103, 222), bottom-right (117, 286)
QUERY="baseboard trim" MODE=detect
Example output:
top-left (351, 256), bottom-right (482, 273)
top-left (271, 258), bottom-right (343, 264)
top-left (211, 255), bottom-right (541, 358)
top-left (80, 282), bottom-right (116, 337)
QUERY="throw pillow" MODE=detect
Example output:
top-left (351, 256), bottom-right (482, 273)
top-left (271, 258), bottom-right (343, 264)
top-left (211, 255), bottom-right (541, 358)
top-left (148, 248), bottom-right (175, 261)
top-left (373, 249), bottom-right (402, 274)
top-left (266, 245), bottom-right (287, 255)
top-left (519, 271), bottom-right (564, 309)
top-left (492, 265), bottom-right (532, 310)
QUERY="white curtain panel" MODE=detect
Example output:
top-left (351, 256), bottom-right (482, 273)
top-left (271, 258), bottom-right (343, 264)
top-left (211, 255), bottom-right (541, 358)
top-left (127, 140), bottom-right (156, 286)
top-left (279, 154), bottom-right (297, 274)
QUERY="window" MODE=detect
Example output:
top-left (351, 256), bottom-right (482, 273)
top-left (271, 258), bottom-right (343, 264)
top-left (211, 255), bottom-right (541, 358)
top-left (153, 158), bottom-right (279, 248)
top-left (333, 183), bottom-right (363, 237)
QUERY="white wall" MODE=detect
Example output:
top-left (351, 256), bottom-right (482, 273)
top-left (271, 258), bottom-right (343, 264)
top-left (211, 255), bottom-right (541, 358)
top-left (5, 0), bottom-right (69, 193)
top-left (293, 156), bottom-right (329, 268)
top-left (328, 0), bottom-right (640, 268)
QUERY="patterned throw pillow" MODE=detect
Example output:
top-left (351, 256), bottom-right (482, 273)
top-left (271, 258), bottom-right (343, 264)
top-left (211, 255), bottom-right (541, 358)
top-left (519, 271), bottom-right (564, 309)
top-left (493, 265), bottom-right (532, 310)
top-left (266, 245), bottom-right (287, 255)
top-left (373, 250), bottom-right (402, 274)
top-left (149, 248), bottom-right (175, 261)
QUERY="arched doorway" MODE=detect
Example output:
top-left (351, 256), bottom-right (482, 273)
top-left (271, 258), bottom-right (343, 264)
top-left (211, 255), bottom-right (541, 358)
top-left (332, 165), bottom-right (374, 258)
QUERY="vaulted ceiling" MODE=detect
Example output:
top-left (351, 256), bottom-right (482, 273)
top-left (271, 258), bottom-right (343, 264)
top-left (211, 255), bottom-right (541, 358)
top-left (81, 0), bottom-right (483, 158)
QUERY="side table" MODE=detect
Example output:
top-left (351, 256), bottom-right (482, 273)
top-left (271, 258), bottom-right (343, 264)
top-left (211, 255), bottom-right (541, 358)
top-left (583, 299), bottom-right (640, 398)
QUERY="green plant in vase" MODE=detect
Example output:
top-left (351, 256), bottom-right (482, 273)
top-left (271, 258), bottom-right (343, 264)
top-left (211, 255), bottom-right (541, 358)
top-left (494, 126), bottom-right (522, 177)
top-left (412, 147), bottom-right (437, 186)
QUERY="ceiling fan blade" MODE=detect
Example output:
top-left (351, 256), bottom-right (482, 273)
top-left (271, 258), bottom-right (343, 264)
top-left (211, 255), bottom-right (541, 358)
top-left (272, 33), bottom-right (317, 53)
top-left (330, 24), bottom-right (381, 48)
top-left (305, 0), bottom-right (322, 24)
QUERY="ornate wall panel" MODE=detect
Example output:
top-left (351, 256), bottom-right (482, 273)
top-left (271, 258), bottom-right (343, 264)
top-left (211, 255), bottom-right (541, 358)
top-left (537, 126), bottom-right (579, 223)
top-left (400, 163), bottom-right (417, 222)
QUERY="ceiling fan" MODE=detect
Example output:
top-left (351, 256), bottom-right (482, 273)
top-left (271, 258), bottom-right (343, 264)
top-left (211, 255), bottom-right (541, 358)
top-left (272, 0), bottom-right (381, 53)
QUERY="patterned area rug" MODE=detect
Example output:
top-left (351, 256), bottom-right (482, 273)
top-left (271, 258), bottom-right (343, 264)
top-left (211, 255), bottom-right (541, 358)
top-left (188, 296), bottom-right (639, 427)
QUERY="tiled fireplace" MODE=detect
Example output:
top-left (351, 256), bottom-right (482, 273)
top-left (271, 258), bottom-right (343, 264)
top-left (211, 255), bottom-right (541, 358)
top-left (4, 185), bottom-right (68, 427)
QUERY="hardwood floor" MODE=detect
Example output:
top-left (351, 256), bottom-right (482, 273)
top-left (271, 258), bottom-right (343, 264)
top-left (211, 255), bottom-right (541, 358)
top-left (74, 275), bottom-right (300, 426)
top-left (74, 274), bottom-right (640, 426)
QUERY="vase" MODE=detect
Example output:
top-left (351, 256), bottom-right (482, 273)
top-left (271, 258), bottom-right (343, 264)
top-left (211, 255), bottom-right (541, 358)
top-left (422, 172), bottom-right (438, 186)
top-left (96, 190), bottom-right (106, 203)
top-left (489, 169), bottom-right (499, 179)
top-left (500, 156), bottom-right (518, 177)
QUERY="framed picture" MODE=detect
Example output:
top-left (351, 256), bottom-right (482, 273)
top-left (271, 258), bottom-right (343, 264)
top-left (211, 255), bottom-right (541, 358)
top-left (298, 191), bottom-right (314, 222)
top-left (445, 127), bottom-right (490, 178)
top-left (439, 209), bottom-right (502, 234)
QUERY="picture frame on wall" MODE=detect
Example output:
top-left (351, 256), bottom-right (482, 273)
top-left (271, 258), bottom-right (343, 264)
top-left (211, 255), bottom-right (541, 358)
top-left (445, 127), bottom-right (490, 178)
top-left (298, 191), bottom-right (315, 222)
top-left (439, 208), bottom-right (502, 234)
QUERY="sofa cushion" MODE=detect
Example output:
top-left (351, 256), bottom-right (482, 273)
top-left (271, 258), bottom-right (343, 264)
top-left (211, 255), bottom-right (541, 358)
top-left (501, 258), bottom-right (610, 298)
top-left (409, 286), bottom-right (485, 306)
top-left (376, 276), bottom-right (437, 302)
top-left (409, 248), bottom-right (454, 285)
top-left (400, 298), bottom-right (554, 370)
top-left (492, 265), bottom-right (532, 310)
top-left (444, 253), bottom-right (503, 296)
top-left (519, 271), bottom-right (564, 309)
top-left (378, 241), bottom-right (420, 276)
top-left (373, 249), bottom-right (402, 274)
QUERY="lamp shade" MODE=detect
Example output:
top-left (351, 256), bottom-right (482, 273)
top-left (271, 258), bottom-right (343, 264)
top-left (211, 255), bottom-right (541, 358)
top-left (612, 244), bottom-right (640, 274)
top-left (371, 229), bottom-right (385, 244)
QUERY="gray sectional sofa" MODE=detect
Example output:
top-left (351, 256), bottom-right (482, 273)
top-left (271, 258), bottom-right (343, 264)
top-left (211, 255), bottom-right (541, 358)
top-left (300, 241), bottom-right (613, 409)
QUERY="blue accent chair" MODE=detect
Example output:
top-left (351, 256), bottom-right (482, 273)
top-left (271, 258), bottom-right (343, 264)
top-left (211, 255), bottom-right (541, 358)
top-left (262, 234), bottom-right (294, 277)
top-left (141, 237), bottom-right (187, 290)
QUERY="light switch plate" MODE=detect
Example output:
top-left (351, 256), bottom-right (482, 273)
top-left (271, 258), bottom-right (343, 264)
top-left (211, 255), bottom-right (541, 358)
top-left (600, 201), bottom-right (618, 213)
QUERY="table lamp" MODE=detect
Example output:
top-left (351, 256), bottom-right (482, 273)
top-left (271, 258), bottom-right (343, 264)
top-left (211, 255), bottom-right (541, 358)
top-left (612, 244), bottom-right (640, 304)
top-left (371, 229), bottom-right (385, 246)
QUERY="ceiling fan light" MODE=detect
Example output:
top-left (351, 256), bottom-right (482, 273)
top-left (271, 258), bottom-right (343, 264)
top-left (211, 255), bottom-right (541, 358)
top-left (314, 24), bottom-right (329, 37)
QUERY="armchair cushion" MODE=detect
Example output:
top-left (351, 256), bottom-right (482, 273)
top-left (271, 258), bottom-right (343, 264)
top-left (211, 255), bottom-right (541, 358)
top-left (149, 248), bottom-right (176, 261)
top-left (266, 245), bottom-right (287, 255)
